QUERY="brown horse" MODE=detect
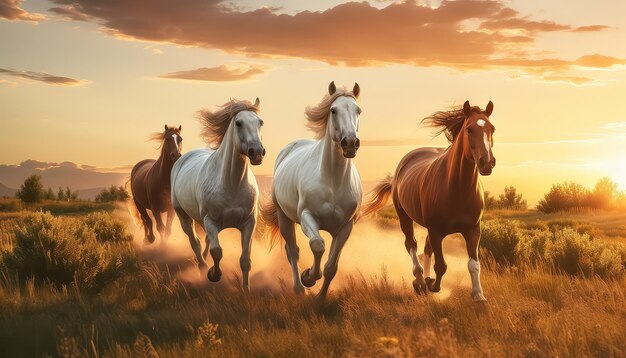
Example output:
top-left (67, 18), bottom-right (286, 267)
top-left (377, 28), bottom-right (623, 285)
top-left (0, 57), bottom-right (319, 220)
top-left (362, 100), bottom-right (495, 301)
top-left (130, 125), bottom-right (183, 245)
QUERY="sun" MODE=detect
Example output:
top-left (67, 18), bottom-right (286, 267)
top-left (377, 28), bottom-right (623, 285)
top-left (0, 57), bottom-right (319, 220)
top-left (606, 157), bottom-right (626, 191)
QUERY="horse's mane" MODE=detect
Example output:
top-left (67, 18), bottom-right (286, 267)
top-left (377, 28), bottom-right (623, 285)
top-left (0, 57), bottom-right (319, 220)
top-left (147, 126), bottom-right (179, 149)
top-left (305, 87), bottom-right (357, 139)
top-left (421, 105), bottom-right (483, 143)
top-left (198, 99), bottom-right (259, 148)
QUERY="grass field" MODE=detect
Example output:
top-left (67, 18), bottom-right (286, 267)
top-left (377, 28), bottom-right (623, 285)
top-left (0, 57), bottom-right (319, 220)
top-left (0, 199), bottom-right (625, 357)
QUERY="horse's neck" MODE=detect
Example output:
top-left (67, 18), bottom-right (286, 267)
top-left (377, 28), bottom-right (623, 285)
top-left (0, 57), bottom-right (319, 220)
top-left (443, 136), bottom-right (478, 193)
top-left (317, 125), bottom-right (352, 186)
top-left (154, 148), bottom-right (174, 183)
top-left (213, 124), bottom-right (248, 187)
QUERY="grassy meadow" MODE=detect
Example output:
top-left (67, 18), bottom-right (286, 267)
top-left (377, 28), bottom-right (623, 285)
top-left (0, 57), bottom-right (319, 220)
top-left (0, 199), bottom-right (625, 357)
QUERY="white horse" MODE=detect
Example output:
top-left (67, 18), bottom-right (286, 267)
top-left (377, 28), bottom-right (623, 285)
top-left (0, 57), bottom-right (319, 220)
top-left (171, 98), bottom-right (265, 292)
top-left (261, 82), bottom-right (362, 300)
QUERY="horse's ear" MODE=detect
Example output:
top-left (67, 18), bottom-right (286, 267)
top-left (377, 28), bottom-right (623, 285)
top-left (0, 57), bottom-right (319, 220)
top-left (254, 97), bottom-right (260, 108)
top-left (178, 125), bottom-right (182, 131)
top-left (485, 101), bottom-right (494, 117)
top-left (164, 124), bottom-right (169, 131)
top-left (328, 81), bottom-right (336, 95)
top-left (353, 82), bottom-right (360, 98)
top-left (463, 101), bottom-right (471, 118)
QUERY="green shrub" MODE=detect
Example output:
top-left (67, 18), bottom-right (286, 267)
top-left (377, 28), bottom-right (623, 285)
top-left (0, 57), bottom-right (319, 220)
top-left (84, 212), bottom-right (133, 243)
top-left (1, 212), bottom-right (137, 291)
top-left (480, 219), bottom-right (524, 265)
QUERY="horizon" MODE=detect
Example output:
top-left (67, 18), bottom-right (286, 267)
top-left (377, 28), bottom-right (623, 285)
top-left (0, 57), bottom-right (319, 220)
top-left (2, 0), bottom-right (626, 205)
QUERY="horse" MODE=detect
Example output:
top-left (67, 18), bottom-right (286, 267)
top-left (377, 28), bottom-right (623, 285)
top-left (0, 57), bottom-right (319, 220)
top-left (362, 100), bottom-right (496, 302)
top-left (130, 125), bottom-right (183, 245)
top-left (171, 98), bottom-right (265, 292)
top-left (260, 81), bottom-right (362, 301)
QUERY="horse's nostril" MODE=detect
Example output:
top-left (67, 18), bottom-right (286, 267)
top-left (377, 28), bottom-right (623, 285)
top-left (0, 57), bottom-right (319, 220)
top-left (355, 138), bottom-right (361, 149)
top-left (340, 138), bottom-right (348, 148)
top-left (247, 148), bottom-right (254, 157)
top-left (261, 148), bottom-right (266, 156)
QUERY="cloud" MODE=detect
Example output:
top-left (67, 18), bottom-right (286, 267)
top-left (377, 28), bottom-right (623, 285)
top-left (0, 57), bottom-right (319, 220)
top-left (0, 0), bottom-right (45, 22)
top-left (0, 68), bottom-right (82, 85)
top-left (47, 0), bottom-right (621, 83)
top-left (159, 64), bottom-right (267, 82)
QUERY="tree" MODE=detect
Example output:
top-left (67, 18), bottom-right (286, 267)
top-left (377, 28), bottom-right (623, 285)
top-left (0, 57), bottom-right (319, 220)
top-left (588, 177), bottom-right (618, 209)
top-left (57, 186), bottom-right (66, 201)
top-left (497, 186), bottom-right (527, 210)
top-left (43, 187), bottom-right (55, 200)
top-left (95, 185), bottom-right (130, 203)
top-left (483, 191), bottom-right (497, 209)
top-left (15, 175), bottom-right (44, 203)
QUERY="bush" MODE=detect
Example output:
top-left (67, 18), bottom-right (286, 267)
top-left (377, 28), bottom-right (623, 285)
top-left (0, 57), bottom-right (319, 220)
top-left (484, 186), bottom-right (527, 210)
top-left (537, 182), bottom-right (590, 213)
top-left (0, 199), bottom-right (23, 212)
top-left (84, 212), bottom-right (133, 243)
top-left (0, 212), bottom-right (137, 291)
top-left (480, 219), bottom-right (524, 265)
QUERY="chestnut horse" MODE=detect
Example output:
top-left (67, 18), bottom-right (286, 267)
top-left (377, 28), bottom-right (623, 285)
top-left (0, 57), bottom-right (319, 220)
top-left (130, 125), bottom-right (182, 245)
top-left (362, 101), bottom-right (496, 301)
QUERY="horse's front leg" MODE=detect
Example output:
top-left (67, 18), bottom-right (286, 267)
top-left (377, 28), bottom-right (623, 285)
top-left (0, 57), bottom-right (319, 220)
top-left (202, 217), bottom-right (222, 282)
top-left (462, 225), bottom-right (487, 302)
top-left (318, 220), bottom-right (354, 301)
top-left (239, 215), bottom-right (255, 293)
top-left (299, 209), bottom-right (325, 287)
top-left (425, 230), bottom-right (446, 293)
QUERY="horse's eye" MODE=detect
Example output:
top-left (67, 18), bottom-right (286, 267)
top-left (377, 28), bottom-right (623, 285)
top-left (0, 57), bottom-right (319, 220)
top-left (259, 120), bottom-right (264, 126)
top-left (330, 108), bottom-right (336, 114)
top-left (235, 120), bottom-right (242, 127)
top-left (467, 128), bottom-right (472, 134)
top-left (357, 108), bottom-right (362, 115)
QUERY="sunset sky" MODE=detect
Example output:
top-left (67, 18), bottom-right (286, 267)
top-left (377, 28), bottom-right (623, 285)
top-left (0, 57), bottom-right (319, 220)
top-left (2, 0), bottom-right (626, 203)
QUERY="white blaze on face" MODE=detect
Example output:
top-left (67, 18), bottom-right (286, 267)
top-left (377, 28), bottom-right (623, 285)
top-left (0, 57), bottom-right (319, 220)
top-left (476, 119), bottom-right (486, 127)
top-left (172, 134), bottom-right (180, 152)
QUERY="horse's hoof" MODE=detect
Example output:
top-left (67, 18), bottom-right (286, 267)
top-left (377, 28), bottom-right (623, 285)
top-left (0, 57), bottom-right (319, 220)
top-left (425, 277), bottom-right (440, 292)
top-left (207, 267), bottom-right (222, 282)
top-left (412, 279), bottom-right (428, 294)
top-left (144, 235), bottom-right (156, 244)
top-left (300, 268), bottom-right (318, 287)
top-left (472, 292), bottom-right (487, 302)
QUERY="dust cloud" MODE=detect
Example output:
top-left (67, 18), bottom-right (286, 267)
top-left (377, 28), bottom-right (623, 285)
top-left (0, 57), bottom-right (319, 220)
top-left (116, 204), bottom-right (471, 297)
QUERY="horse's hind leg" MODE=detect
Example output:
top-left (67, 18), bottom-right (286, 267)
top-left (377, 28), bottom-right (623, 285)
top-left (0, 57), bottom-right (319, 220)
top-left (299, 209), bottom-right (324, 287)
top-left (318, 220), bottom-right (354, 301)
top-left (424, 235), bottom-right (433, 282)
top-left (176, 208), bottom-right (207, 270)
top-left (135, 199), bottom-right (155, 244)
top-left (152, 206), bottom-right (167, 245)
top-left (163, 208), bottom-right (175, 243)
top-left (202, 217), bottom-right (222, 282)
top-left (277, 206), bottom-right (304, 294)
top-left (395, 201), bottom-right (426, 293)
top-left (426, 230), bottom-right (446, 293)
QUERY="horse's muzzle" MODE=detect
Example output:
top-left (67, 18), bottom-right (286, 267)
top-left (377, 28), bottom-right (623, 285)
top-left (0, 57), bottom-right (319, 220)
top-left (247, 146), bottom-right (266, 165)
top-left (341, 136), bottom-right (360, 159)
top-left (478, 156), bottom-right (496, 176)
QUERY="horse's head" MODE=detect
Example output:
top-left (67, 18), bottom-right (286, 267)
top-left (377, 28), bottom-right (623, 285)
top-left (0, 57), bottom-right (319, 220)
top-left (163, 125), bottom-right (183, 162)
top-left (328, 81), bottom-right (361, 158)
top-left (234, 97), bottom-right (265, 165)
top-left (462, 100), bottom-right (496, 176)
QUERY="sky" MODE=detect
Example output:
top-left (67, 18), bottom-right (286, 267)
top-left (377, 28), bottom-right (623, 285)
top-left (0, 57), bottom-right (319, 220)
top-left (1, 0), bottom-right (626, 204)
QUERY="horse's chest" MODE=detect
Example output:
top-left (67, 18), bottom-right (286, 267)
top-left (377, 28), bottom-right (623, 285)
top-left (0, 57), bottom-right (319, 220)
top-left (203, 189), bottom-right (255, 228)
top-left (315, 195), bottom-right (359, 228)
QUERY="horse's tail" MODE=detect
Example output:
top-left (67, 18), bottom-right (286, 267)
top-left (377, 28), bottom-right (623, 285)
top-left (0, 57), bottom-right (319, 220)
top-left (125, 177), bottom-right (143, 228)
top-left (361, 174), bottom-right (393, 218)
top-left (259, 192), bottom-right (281, 249)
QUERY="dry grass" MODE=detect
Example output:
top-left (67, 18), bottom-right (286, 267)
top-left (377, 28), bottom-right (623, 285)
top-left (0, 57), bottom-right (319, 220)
top-left (0, 207), bottom-right (624, 357)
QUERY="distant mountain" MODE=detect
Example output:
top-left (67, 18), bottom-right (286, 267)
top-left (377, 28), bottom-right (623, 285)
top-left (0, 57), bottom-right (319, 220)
top-left (0, 183), bottom-right (17, 198)
top-left (0, 160), bottom-right (129, 193)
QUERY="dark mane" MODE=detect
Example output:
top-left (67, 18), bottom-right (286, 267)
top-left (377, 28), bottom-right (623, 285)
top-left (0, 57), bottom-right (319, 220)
top-left (198, 99), bottom-right (259, 148)
top-left (421, 105), bottom-right (482, 143)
